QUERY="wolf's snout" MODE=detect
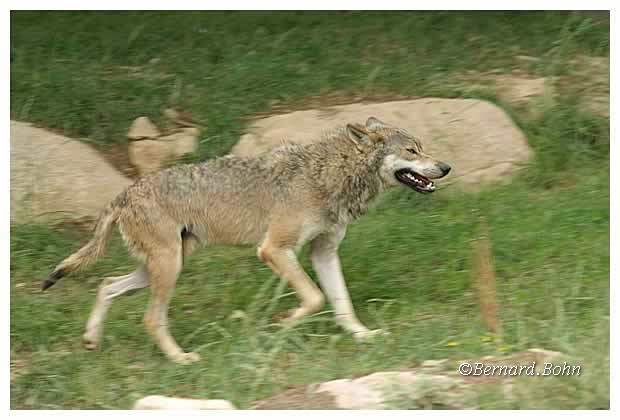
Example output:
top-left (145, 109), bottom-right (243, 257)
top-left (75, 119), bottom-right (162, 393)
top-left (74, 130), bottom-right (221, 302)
top-left (438, 162), bottom-right (451, 177)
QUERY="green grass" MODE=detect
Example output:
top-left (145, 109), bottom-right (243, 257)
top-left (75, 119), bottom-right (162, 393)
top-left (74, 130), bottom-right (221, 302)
top-left (11, 11), bottom-right (608, 158)
top-left (10, 11), bottom-right (609, 409)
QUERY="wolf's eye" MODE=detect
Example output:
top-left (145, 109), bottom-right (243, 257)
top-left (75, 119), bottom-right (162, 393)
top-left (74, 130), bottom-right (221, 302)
top-left (406, 148), bottom-right (418, 155)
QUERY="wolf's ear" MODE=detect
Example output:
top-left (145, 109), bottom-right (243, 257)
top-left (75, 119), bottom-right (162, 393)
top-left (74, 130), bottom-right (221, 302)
top-left (366, 117), bottom-right (386, 130)
top-left (346, 123), bottom-right (368, 141)
top-left (345, 123), bottom-right (370, 151)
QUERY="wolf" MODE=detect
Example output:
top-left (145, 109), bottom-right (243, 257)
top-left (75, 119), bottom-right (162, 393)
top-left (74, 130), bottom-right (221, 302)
top-left (41, 117), bottom-right (451, 364)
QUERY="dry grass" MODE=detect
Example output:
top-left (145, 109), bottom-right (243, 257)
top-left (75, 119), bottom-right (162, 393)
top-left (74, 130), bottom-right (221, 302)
top-left (472, 217), bottom-right (499, 334)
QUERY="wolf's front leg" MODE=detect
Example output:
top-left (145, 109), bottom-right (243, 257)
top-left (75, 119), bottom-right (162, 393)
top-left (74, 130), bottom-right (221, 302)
top-left (310, 227), bottom-right (384, 341)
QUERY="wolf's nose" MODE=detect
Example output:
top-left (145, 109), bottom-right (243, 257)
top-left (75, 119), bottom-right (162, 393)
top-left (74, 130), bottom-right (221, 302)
top-left (439, 162), bottom-right (451, 176)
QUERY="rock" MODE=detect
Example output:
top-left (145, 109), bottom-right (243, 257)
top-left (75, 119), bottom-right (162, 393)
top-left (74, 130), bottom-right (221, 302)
top-left (128, 126), bottom-right (199, 175)
top-left (159, 128), bottom-right (199, 156)
top-left (315, 371), bottom-right (473, 409)
top-left (232, 98), bottom-right (533, 190)
top-left (127, 116), bottom-right (160, 140)
top-left (128, 139), bottom-right (174, 176)
top-left (10, 120), bottom-right (132, 226)
top-left (133, 395), bottom-right (236, 410)
top-left (128, 114), bottom-right (200, 175)
top-left (252, 349), bottom-right (568, 409)
top-left (315, 378), bottom-right (385, 409)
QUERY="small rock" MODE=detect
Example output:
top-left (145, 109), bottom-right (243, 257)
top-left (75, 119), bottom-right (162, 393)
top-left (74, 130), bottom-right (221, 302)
top-left (158, 128), bottom-right (199, 157)
top-left (128, 117), bottom-right (161, 140)
top-left (180, 126), bottom-right (200, 137)
top-left (174, 135), bottom-right (198, 157)
top-left (128, 139), bottom-right (174, 176)
top-left (133, 395), bottom-right (236, 410)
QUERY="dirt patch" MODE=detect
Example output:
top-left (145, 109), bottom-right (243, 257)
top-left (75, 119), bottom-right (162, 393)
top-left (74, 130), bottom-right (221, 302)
top-left (252, 386), bottom-right (339, 410)
top-left (459, 55), bottom-right (608, 118)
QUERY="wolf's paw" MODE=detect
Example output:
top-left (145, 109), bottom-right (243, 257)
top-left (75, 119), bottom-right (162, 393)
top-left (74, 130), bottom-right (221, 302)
top-left (353, 329), bottom-right (388, 342)
top-left (82, 332), bottom-right (100, 350)
top-left (171, 351), bottom-right (201, 365)
top-left (272, 310), bottom-right (291, 323)
top-left (273, 309), bottom-right (299, 324)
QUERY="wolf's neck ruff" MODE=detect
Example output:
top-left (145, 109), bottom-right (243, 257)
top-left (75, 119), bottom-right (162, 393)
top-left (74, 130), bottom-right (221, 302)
top-left (269, 128), bottom-right (389, 224)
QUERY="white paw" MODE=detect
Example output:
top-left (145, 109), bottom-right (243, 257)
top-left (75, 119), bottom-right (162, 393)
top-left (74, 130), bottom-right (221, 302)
top-left (171, 351), bottom-right (201, 365)
top-left (353, 329), bottom-right (388, 342)
top-left (82, 332), bottom-right (100, 350)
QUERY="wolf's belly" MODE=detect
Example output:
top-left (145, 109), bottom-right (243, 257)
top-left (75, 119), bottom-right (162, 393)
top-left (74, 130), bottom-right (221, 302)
top-left (186, 206), bottom-right (270, 246)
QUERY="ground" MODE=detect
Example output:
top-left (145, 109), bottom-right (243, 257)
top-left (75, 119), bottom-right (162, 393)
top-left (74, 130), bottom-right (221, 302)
top-left (10, 11), bottom-right (609, 409)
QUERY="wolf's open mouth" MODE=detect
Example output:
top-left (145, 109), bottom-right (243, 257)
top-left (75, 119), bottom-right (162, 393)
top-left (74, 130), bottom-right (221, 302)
top-left (394, 168), bottom-right (435, 193)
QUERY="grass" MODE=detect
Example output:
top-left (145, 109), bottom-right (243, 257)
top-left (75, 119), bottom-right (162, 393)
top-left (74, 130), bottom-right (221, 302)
top-left (11, 11), bottom-right (608, 158)
top-left (10, 11), bottom-right (609, 409)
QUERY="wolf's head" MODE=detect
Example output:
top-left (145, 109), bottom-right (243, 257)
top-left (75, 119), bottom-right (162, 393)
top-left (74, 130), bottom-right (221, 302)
top-left (345, 117), bottom-right (451, 194)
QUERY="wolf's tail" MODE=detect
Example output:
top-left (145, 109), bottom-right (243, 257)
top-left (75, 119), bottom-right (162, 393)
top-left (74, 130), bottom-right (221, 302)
top-left (41, 197), bottom-right (123, 291)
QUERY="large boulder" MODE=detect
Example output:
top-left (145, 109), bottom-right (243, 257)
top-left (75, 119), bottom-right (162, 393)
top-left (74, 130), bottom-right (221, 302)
top-left (10, 120), bottom-right (132, 226)
top-left (232, 98), bottom-right (533, 190)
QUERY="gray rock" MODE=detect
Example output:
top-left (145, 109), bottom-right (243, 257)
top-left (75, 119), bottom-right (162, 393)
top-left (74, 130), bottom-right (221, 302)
top-left (10, 120), bottom-right (132, 226)
top-left (128, 139), bottom-right (174, 176)
top-left (252, 349), bottom-right (568, 409)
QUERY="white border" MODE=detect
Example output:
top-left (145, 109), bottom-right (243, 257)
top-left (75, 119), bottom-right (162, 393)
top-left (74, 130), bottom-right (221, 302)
top-left (5, 3), bottom-right (616, 419)
top-left (4, 1), bottom-right (617, 11)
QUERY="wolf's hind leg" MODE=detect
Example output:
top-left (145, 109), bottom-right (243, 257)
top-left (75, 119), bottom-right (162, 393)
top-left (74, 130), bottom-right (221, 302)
top-left (83, 267), bottom-right (149, 349)
top-left (143, 244), bottom-right (200, 364)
